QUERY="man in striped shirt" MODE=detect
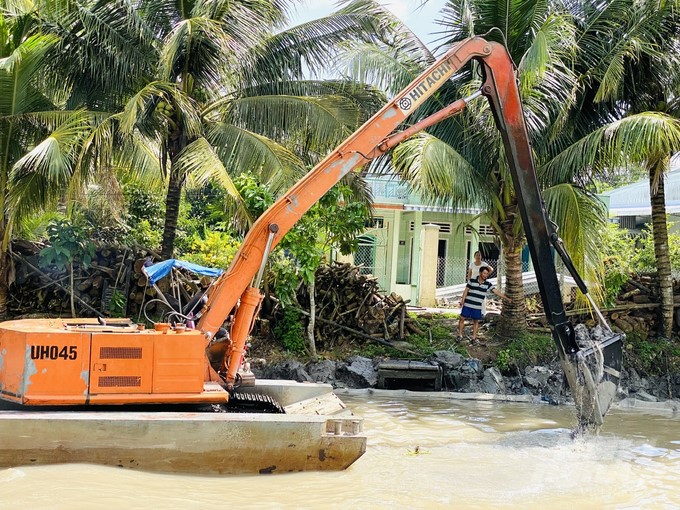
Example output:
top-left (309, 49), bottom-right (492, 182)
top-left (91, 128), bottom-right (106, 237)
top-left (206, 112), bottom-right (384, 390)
top-left (457, 266), bottom-right (510, 343)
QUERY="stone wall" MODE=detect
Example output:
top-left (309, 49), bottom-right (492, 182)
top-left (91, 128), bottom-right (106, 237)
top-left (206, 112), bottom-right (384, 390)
top-left (252, 353), bottom-right (680, 404)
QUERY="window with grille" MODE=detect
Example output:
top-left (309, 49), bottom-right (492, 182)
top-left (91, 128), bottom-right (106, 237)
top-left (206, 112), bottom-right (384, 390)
top-left (409, 221), bottom-right (451, 233)
top-left (367, 217), bottom-right (384, 229)
top-left (355, 235), bottom-right (377, 275)
top-left (618, 216), bottom-right (636, 229)
top-left (465, 224), bottom-right (495, 236)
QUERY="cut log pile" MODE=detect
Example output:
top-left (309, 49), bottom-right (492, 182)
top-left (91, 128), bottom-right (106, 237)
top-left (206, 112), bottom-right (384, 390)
top-left (8, 241), bottom-right (207, 320)
top-left (8, 243), bottom-right (418, 349)
top-left (295, 262), bottom-right (420, 348)
top-left (578, 274), bottom-right (659, 339)
top-left (527, 273), bottom-right (668, 339)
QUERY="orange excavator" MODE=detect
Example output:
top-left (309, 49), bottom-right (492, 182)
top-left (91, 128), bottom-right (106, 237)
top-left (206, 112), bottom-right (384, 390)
top-left (0, 36), bottom-right (623, 427)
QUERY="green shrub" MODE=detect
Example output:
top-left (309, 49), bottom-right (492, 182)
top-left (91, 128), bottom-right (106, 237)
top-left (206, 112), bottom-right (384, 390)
top-left (274, 308), bottom-right (306, 355)
top-left (182, 230), bottom-right (240, 270)
top-left (494, 333), bottom-right (555, 375)
top-left (40, 219), bottom-right (96, 270)
top-left (268, 254), bottom-right (300, 305)
top-left (496, 349), bottom-right (513, 373)
top-left (624, 334), bottom-right (680, 376)
top-left (601, 223), bottom-right (636, 305)
top-left (125, 219), bottom-right (162, 249)
top-left (601, 221), bottom-right (680, 302)
top-left (108, 289), bottom-right (127, 317)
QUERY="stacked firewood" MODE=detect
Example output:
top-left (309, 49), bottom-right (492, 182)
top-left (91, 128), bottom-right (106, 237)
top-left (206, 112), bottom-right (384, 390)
top-left (10, 244), bottom-right (214, 320)
top-left (527, 273), bottom-right (665, 338)
top-left (9, 243), bottom-right (418, 347)
top-left (581, 274), bottom-right (659, 339)
top-left (295, 262), bottom-right (419, 347)
top-left (9, 241), bottom-right (167, 318)
top-left (10, 242), bottom-right (134, 317)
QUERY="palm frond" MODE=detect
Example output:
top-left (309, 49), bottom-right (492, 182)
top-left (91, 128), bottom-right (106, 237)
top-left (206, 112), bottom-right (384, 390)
top-left (391, 132), bottom-right (491, 210)
top-left (224, 94), bottom-right (360, 153)
top-left (175, 136), bottom-right (253, 227)
top-left (339, 170), bottom-right (374, 209)
top-left (340, 42), bottom-right (432, 97)
top-left (543, 112), bottom-right (680, 184)
top-left (542, 182), bottom-right (607, 301)
top-left (118, 81), bottom-right (201, 138)
top-left (159, 16), bottom-right (232, 91)
top-left (241, 0), bottom-right (419, 83)
top-left (231, 79), bottom-right (386, 122)
top-left (207, 121), bottom-right (303, 194)
top-left (7, 111), bottom-right (91, 231)
top-left (0, 34), bottom-right (58, 116)
top-left (576, 1), bottom-right (669, 104)
top-left (518, 13), bottom-right (577, 93)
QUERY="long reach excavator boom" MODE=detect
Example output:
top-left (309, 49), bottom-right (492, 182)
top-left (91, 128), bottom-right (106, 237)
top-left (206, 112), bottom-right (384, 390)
top-left (0, 37), bottom-right (622, 429)
top-left (197, 36), bottom-right (623, 427)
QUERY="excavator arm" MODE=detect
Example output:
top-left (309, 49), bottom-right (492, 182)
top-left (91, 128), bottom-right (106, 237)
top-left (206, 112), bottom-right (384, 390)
top-left (197, 36), bottom-right (623, 427)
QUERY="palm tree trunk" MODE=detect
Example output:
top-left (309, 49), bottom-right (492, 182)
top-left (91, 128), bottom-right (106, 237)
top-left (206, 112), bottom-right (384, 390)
top-left (161, 166), bottom-right (183, 259)
top-left (649, 158), bottom-right (673, 338)
top-left (496, 242), bottom-right (528, 338)
top-left (161, 125), bottom-right (188, 260)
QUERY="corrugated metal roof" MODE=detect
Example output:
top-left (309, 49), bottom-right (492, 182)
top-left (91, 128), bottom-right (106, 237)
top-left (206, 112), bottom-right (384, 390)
top-left (601, 161), bottom-right (680, 216)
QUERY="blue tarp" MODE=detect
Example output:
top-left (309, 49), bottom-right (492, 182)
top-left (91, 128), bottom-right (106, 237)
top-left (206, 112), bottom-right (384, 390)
top-left (143, 259), bottom-right (223, 286)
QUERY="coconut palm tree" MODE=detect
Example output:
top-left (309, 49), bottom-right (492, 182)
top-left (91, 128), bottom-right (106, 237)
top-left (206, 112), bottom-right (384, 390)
top-left (0, 0), bottom-right (166, 315)
top-left (0, 0), bottom-right (400, 319)
top-left (561, 0), bottom-right (680, 338)
top-left (70, 0), bottom-right (403, 259)
top-left (344, 0), bottom-right (604, 337)
top-left (4, 0), bottom-right (403, 263)
top-left (344, 0), bottom-right (680, 339)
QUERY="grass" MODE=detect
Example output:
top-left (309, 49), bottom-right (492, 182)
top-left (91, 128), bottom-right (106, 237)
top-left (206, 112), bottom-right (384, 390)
top-left (492, 332), bottom-right (556, 375)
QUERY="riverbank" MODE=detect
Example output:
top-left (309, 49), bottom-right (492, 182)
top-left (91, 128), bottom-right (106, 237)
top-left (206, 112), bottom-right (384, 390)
top-left (249, 305), bottom-right (680, 406)
top-left (251, 351), bottom-right (680, 405)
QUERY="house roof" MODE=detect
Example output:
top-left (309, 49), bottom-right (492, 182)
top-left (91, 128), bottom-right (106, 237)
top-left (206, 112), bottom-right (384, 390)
top-left (366, 174), bottom-right (482, 214)
top-left (601, 158), bottom-right (680, 216)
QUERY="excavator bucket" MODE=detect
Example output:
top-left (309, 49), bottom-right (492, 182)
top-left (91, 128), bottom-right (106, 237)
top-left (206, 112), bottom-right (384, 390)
top-left (561, 332), bottom-right (624, 427)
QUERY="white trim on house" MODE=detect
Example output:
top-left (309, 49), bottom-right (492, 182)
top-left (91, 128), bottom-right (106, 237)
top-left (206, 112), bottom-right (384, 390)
top-left (409, 221), bottom-right (452, 233)
top-left (607, 204), bottom-right (680, 216)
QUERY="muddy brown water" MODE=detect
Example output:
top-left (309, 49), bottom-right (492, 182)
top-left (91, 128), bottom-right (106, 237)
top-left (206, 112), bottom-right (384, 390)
top-left (1, 391), bottom-right (678, 509)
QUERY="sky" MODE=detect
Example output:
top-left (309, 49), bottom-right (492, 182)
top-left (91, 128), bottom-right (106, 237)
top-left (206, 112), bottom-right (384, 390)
top-left (289, 0), bottom-right (449, 49)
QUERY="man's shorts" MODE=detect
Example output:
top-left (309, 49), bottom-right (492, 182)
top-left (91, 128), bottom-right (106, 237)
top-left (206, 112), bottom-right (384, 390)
top-left (460, 305), bottom-right (483, 321)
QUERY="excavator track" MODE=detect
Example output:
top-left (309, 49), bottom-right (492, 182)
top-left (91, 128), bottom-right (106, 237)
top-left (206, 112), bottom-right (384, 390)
top-left (217, 392), bottom-right (285, 414)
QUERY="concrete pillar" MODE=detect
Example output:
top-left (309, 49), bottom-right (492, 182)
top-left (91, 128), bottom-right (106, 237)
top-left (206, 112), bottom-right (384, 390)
top-left (335, 252), bottom-right (354, 265)
top-left (418, 223), bottom-right (440, 307)
top-left (411, 211), bottom-right (423, 292)
top-left (388, 210), bottom-right (402, 293)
